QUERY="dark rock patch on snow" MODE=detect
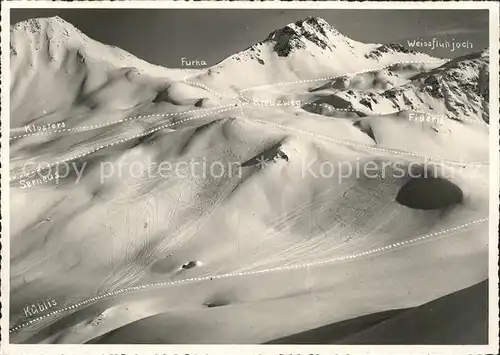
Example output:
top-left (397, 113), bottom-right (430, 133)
top-left (396, 177), bottom-right (463, 210)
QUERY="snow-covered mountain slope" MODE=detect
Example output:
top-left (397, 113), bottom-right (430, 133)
top-left (10, 17), bottom-right (209, 129)
top-left (8, 15), bottom-right (490, 344)
top-left (267, 280), bottom-right (487, 344)
top-left (323, 50), bottom-right (490, 124)
top-left (10, 16), bottom-right (185, 78)
top-left (191, 17), bottom-right (445, 94)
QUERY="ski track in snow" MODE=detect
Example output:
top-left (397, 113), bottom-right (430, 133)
top-left (9, 106), bottom-right (238, 181)
top-left (9, 217), bottom-right (488, 333)
top-left (9, 59), bottom-right (490, 333)
top-left (9, 104), bottom-right (238, 140)
top-left (241, 111), bottom-right (487, 167)
top-left (184, 78), bottom-right (239, 99)
top-left (9, 99), bottom-right (487, 182)
top-left (251, 101), bottom-right (486, 125)
top-left (9, 58), bottom-right (488, 182)
top-left (239, 60), bottom-right (447, 92)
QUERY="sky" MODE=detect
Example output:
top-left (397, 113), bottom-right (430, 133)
top-left (10, 9), bottom-right (489, 68)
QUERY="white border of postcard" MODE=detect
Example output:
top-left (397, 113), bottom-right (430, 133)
top-left (1, 1), bottom-right (499, 354)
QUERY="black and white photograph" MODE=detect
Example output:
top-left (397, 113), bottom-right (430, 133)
top-left (1, 1), bottom-right (499, 353)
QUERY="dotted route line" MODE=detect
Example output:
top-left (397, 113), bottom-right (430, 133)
top-left (300, 102), bottom-right (486, 125)
top-left (304, 102), bottom-right (379, 113)
top-left (7, 63), bottom-right (490, 333)
top-left (183, 77), bottom-right (239, 99)
top-left (8, 58), bottom-right (488, 181)
top-left (239, 60), bottom-right (445, 93)
top-left (9, 217), bottom-right (487, 333)
top-left (247, 116), bottom-right (488, 167)
top-left (11, 58), bottom-right (473, 141)
top-left (9, 104), bottom-right (236, 141)
top-left (249, 100), bottom-right (484, 123)
top-left (234, 60), bottom-right (485, 125)
top-left (9, 106), bottom-right (237, 182)
top-left (234, 96), bottom-right (248, 121)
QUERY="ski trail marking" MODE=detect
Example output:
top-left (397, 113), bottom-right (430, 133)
top-left (10, 107), bottom-right (237, 181)
top-left (183, 77), bottom-right (238, 99)
top-left (244, 117), bottom-right (488, 167)
top-left (10, 105), bottom-right (236, 140)
top-left (9, 217), bottom-right (487, 333)
top-left (239, 60), bottom-right (445, 93)
top-left (249, 101), bottom-right (487, 125)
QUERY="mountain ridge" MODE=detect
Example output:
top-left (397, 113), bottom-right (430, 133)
top-left (9, 15), bottom-right (488, 125)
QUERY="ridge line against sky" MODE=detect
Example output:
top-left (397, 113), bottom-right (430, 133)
top-left (10, 9), bottom-right (489, 68)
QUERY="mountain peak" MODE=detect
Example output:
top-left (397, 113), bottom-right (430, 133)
top-left (264, 16), bottom-right (348, 57)
top-left (12, 16), bottom-right (74, 32)
top-left (11, 15), bottom-right (85, 43)
top-left (298, 16), bottom-right (338, 33)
